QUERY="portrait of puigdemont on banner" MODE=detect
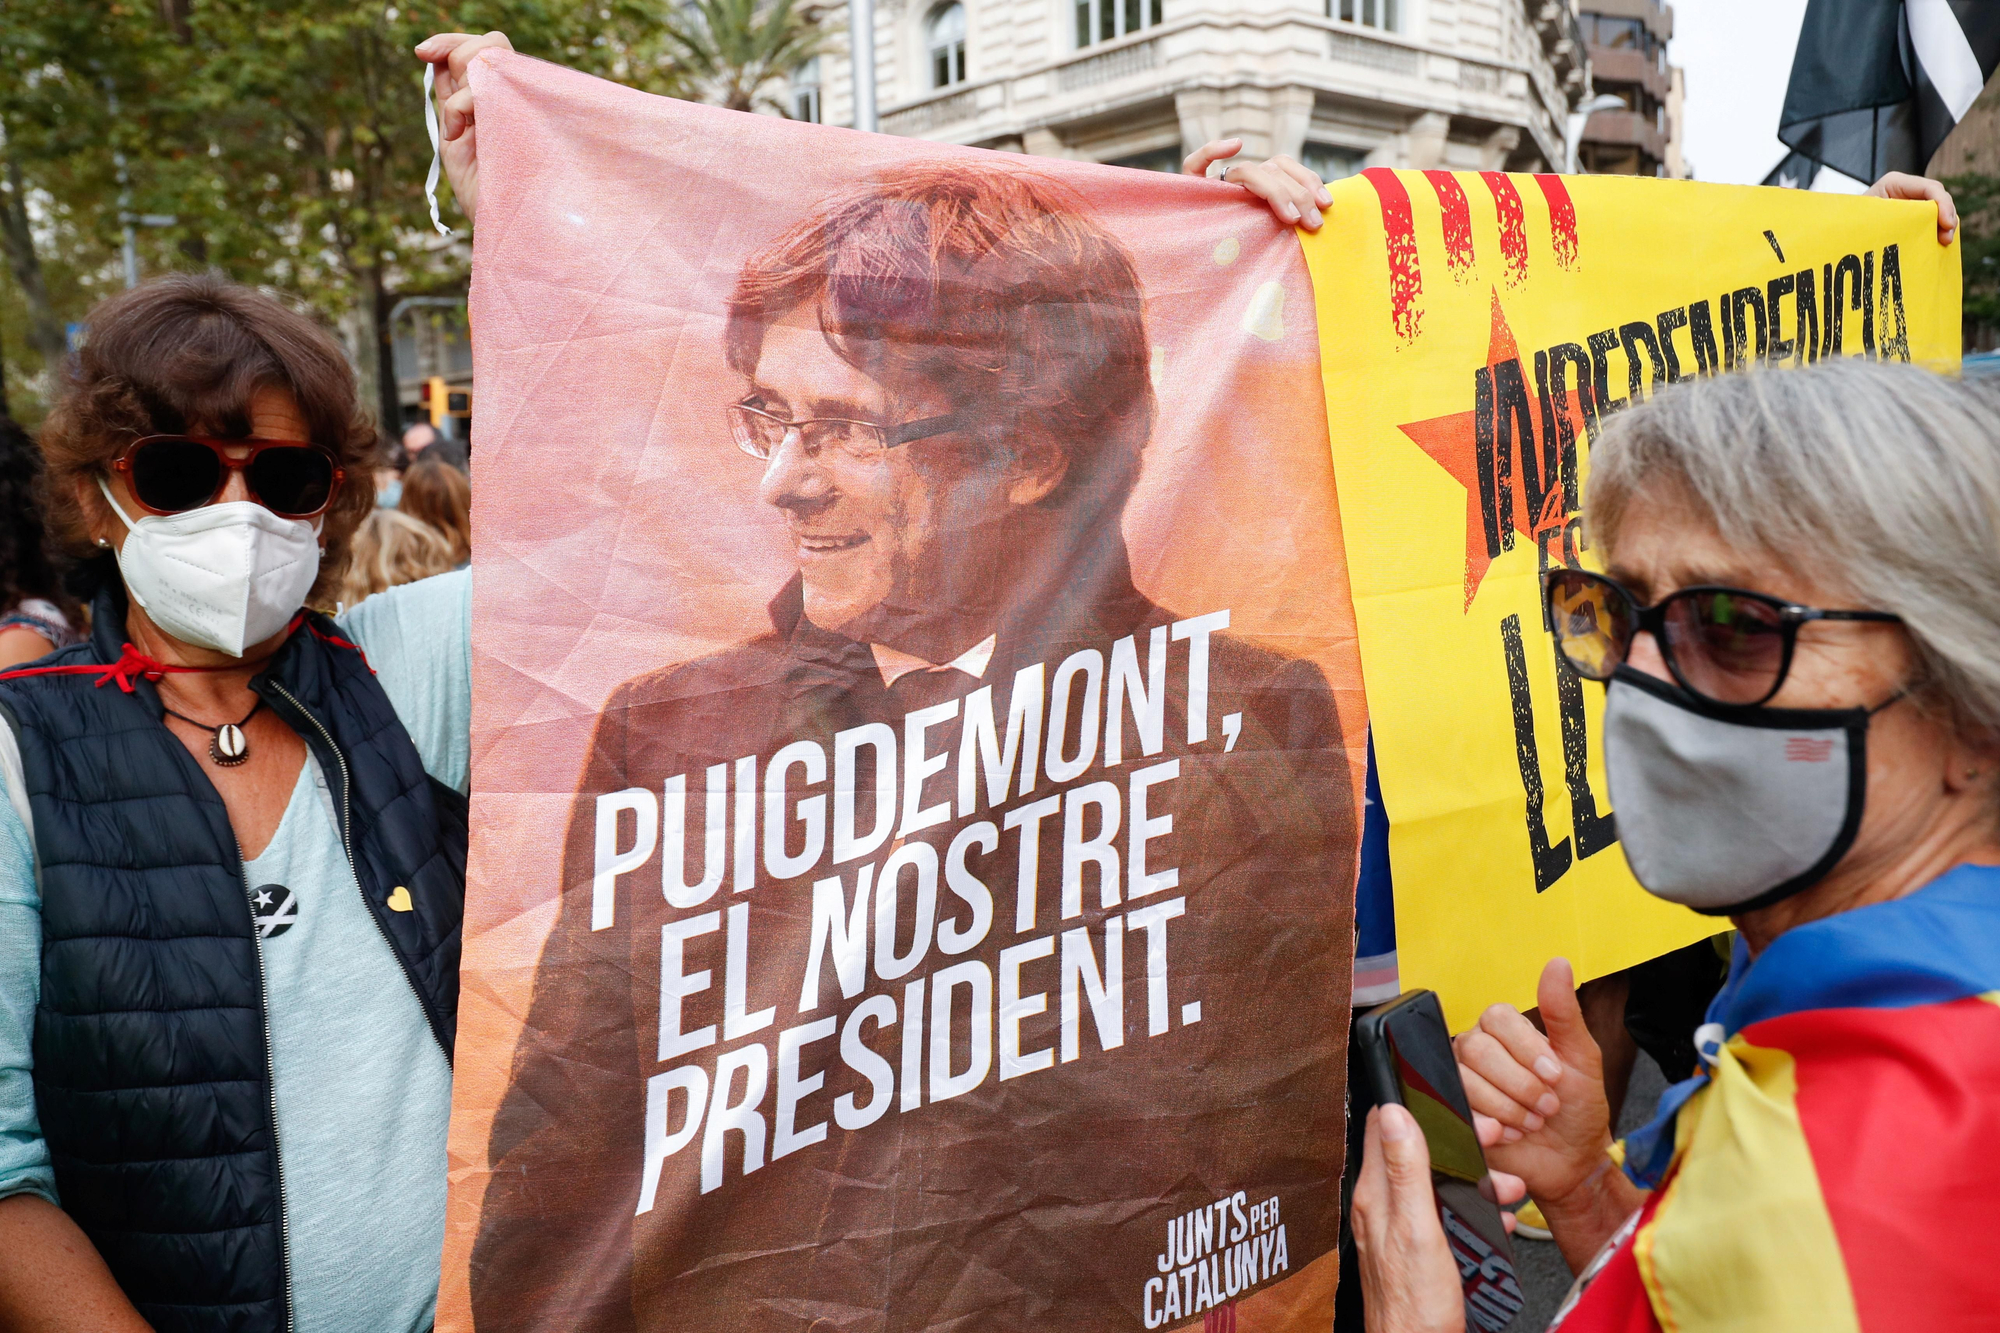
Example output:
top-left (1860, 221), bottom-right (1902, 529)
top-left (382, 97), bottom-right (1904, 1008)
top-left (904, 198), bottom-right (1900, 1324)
top-left (462, 133), bottom-right (1367, 1333)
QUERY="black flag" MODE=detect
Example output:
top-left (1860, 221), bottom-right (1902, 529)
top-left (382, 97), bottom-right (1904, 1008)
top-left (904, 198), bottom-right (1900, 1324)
top-left (1763, 149), bottom-right (1821, 189)
top-left (1765, 0), bottom-right (2000, 185)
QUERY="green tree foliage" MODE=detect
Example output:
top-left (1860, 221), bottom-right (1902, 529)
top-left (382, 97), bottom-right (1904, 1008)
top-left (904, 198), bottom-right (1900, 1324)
top-left (0, 0), bottom-right (182, 409)
top-left (0, 0), bottom-right (730, 424)
top-left (1943, 172), bottom-right (2000, 344)
top-left (655, 0), bottom-right (830, 115)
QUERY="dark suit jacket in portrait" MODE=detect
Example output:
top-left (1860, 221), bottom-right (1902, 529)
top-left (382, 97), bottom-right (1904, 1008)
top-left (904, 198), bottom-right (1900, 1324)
top-left (471, 543), bottom-right (1357, 1333)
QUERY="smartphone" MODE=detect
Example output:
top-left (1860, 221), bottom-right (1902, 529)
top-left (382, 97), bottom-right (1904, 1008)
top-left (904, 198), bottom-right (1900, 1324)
top-left (1352, 990), bottom-right (1526, 1333)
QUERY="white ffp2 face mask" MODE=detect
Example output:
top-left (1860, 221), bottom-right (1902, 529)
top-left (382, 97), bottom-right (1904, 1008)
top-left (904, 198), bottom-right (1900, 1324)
top-left (100, 478), bottom-right (322, 658)
top-left (1603, 666), bottom-right (1871, 915)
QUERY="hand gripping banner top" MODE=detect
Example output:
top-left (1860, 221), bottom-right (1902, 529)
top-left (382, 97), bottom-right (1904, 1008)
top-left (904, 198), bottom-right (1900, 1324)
top-left (1302, 170), bottom-right (1960, 1028)
top-left (447, 52), bottom-right (1367, 1333)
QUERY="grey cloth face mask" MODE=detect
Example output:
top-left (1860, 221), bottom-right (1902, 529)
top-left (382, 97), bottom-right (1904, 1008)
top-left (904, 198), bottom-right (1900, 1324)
top-left (1603, 667), bottom-right (1873, 915)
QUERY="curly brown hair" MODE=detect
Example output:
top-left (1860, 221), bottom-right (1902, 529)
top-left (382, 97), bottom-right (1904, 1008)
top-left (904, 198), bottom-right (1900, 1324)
top-left (38, 272), bottom-right (378, 607)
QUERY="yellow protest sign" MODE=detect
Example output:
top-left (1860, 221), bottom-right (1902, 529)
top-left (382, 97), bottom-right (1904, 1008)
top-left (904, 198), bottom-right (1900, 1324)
top-left (1303, 172), bottom-right (1960, 1026)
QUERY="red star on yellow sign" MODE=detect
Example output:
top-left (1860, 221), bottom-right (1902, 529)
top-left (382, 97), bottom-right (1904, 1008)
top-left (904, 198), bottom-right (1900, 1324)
top-left (1397, 291), bottom-right (1567, 610)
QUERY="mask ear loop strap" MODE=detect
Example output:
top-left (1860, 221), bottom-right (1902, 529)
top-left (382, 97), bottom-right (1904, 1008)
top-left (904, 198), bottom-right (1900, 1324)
top-left (423, 63), bottom-right (455, 239)
top-left (97, 476), bottom-right (139, 541)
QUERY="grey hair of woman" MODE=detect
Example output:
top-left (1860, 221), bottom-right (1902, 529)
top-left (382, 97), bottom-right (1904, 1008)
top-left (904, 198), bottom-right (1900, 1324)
top-left (1584, 358), bottom-right (2000, 741)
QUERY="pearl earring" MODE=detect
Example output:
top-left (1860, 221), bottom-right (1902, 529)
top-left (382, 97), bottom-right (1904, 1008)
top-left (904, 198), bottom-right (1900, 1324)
top-left (96, 537), bottom-right (110, 548)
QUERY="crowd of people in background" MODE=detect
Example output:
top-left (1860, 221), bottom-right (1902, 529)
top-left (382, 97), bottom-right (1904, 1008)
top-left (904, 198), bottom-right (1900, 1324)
top-left (0, 403), bottom-right (471, 646)
top-left (339, 423), bottom-right (473, 609)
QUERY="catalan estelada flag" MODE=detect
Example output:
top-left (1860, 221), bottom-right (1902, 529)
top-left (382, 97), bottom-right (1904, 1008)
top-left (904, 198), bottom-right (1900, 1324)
top-left (1555, 864), bottom-right (2000, 1330)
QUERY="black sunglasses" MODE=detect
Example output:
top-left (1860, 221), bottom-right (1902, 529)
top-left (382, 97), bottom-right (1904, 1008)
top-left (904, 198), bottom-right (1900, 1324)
top-left (1543, 568), bottom-right (1903, 708)
top-left (112, 435), bottom-right (344, 520)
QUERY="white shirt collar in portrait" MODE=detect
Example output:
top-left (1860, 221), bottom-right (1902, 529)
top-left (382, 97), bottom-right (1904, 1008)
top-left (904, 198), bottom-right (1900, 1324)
top-left (870, 633), bottom-right (998, 689)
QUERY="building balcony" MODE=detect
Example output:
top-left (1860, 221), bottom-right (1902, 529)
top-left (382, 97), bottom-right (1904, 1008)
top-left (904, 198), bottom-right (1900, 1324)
top-left (1527, 0), bottom-right (1590, 95)
top-left (865, 14), bottom-right (1573, 171)
top-left (1586, 45), bottom-right (1669, 100)
top-left (1578, 106), bottom-right (1666, 161)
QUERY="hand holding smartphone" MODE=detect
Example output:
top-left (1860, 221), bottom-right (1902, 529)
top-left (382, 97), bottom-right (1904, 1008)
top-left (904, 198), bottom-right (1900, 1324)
top-left (1352, 990), bottom-right (1527, 1332)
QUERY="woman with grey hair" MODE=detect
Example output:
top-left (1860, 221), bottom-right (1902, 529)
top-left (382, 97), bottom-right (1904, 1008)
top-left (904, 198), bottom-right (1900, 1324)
top-left (1350, 358), bottom-right (2000, 1331)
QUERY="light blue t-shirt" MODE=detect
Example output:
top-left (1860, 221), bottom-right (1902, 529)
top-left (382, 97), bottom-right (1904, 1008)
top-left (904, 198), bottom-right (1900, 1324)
top-left (0, 569), bottom-right (470, 1332)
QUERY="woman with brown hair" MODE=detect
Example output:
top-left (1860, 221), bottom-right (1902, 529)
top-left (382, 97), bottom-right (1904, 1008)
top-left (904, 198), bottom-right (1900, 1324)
top-left (0, 272), bottom-right (469, 1332)
top-left (399, 453), bottom-right (471, 566)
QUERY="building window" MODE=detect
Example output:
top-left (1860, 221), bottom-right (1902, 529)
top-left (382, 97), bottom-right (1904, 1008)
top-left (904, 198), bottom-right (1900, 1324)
top-left (793, 57), bottom-right (821, 122)
top-left (1330, 0), bottom-right (1397, 31)
top-left (1579, 13), bottom-right (1659, 58)
top-left (928, 3), bottom-right (966, 88)
top-left (1302, 143), bottom-right (1367, 182)
top-left (1075, 0), bottom-right (1161, 50)
top-left (1109, 146), bottom-right (1183, 172)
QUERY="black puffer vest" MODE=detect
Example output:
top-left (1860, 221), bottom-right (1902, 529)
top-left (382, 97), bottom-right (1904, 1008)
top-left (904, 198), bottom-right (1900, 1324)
top-left (0, 583), bottom-right (465, 1333)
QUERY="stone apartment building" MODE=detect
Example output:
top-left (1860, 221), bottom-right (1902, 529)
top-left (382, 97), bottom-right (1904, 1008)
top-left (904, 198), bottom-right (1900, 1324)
top-left (1573, 0), bottom-right (1685, 177)
top-left (790, 0), bottom-right (1593, 179)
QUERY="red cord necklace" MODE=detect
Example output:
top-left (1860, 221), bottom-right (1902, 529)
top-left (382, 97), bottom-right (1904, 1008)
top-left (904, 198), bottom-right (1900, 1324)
top-left (0, 613), bottom-right (373, 699)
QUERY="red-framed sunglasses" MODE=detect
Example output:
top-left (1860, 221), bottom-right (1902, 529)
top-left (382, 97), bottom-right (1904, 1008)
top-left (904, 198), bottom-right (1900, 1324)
top-left (111, 435), bottom-right (345, 520)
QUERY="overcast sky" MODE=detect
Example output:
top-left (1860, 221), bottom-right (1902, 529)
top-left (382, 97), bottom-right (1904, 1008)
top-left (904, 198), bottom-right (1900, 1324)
top-left (1670, 0), bottom-right (1865, 190)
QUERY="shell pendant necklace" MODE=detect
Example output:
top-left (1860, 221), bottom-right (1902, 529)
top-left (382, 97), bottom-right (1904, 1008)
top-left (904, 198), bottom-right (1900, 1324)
top-left (162, 698), bottom-right (265, 767)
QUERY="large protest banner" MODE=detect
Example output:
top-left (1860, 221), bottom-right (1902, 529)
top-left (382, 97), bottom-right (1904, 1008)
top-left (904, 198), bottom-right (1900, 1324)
top-left (1303, 174), bottom-right (1961, 1027)
top-left (445, 52), bottom-right (1368, 1333)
